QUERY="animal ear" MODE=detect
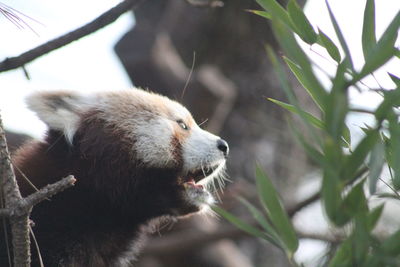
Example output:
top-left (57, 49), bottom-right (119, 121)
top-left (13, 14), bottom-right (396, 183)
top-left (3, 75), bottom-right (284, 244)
top-left (26, 91), bottom-right (90, 143)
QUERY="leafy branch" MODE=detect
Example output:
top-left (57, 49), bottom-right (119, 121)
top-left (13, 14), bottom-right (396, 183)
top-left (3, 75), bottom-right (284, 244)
top-left (215, 0), bottom-right (400, 265)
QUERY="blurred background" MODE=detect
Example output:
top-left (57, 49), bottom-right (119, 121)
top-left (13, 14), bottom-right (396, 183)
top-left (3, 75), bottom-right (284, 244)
top-left (0, 0), bottom-right (399, 266)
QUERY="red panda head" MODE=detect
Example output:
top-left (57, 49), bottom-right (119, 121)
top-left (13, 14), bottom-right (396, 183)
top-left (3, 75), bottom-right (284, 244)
top-left (26, 88), bottom-right (228, 218)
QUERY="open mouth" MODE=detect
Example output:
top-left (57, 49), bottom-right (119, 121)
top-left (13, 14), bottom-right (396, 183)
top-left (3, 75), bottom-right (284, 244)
top-left (182, 164), bottom-right (221, 190)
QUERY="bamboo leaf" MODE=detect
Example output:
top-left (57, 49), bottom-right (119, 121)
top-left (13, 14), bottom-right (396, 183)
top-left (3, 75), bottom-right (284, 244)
top-left (353, 214), bottom-right (370, 263)
top-left (328, 239), bottom-right (352, 267)
top-left (342, 124), bottom-right (352, 148)
top-left (341, 182), bottom-right (368, 218)
top-left (368, 140), bottom-right (385, 194)
top-left (376, 193), bottom-right (400, 200)
top-left (318, 29), bottom-right (341, 63)
top-left (322, 138), bottom-right (344, 225)
top-left (283, 56), bottom-right (327, 110)
top-left (268, 98), bottom-right (323, 128)
top-left (211, 206), bottom-right (275, 243)
top-left (362, 0), bottom-right (376, 60)
top-left (367, 204), bottom-right (384, 231)
top-left (388, 114), bottom-right (400, 189)
top-left (382, 229), bottom-right (400, 256)
top-left (324, 61), bottom-right (349, 142)
top-left (269, 17), bottom-right (328, 111)
top-left (256, 0), bottom-right (292, 27)
top-left (266, 45), bottom-right (321, 145)
top-left (246, 9), bottom-right (271, 20)
top-left (238, 197), bottom-right (282, 248)
top-left (357, 10), bottom-right (400, 80)
top-left (388, 73), bottom-right (400, 88)
top-left (288, 119), bottom-right (325, 167)
top-left (325, 0), bottom-right (354, 70)
top-left (375, 89), bottom-right (400, 121)
top-left (287, 0), bottom-right (317, 44)
top-left (255, 166), bottom-right (299, 255)
top-left (342, 130), bottom-right (379, 182)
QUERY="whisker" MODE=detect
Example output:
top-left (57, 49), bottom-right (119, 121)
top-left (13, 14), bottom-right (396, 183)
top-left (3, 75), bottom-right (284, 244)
top-left (198, 118), bottom-right (209, 127)
top-left (180, 51), bottom-right (196, 100)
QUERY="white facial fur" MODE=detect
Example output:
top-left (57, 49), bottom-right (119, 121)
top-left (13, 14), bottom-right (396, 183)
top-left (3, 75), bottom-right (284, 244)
top-left (131, 117), bottom-right (176, 167)
top-left (182, 125), bottom-right (226, 176)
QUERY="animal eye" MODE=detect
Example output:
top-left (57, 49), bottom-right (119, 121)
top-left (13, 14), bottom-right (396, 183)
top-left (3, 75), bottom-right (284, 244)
top-left (177, 120), bottom-right (188, 130)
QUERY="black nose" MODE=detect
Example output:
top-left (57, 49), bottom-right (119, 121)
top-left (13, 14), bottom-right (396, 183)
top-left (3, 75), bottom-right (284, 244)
top-left (217, 139), bottom-right (229, 156)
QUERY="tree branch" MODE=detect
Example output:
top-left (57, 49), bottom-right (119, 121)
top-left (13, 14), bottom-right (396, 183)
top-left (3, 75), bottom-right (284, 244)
top-left (185, 0), bottom-right (224, 7)
top-left (0, 113), bottom-right (76, 266)
top-left (0, 0), bottom-right (145, 73)
top-left (0, 113), bottom-right (30, 266)
top-left (16, 175), bottom-right (76, 217)
top-left (287, 191), bottom-right (320, 218)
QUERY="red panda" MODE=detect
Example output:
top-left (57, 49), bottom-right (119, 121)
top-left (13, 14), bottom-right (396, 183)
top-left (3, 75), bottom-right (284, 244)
top-left (1, 88), bottom-right (228, 266)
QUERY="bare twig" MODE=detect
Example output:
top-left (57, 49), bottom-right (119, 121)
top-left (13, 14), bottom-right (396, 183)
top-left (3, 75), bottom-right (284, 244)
top-left (14, 175), bottom-right (76, 218)
top-left (0, 113), bottom-right (76, 266)
top-left (0, 113), bottom-right (30, 266)
top-left (287, 191), bottom-right (320, 218)
top-left (0, 0), bottom-right (145, 73)
top-left (296, 230), bottom-right (343, 244)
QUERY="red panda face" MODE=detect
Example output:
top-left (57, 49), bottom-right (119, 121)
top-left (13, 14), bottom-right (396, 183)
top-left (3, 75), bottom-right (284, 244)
top-left (26, 88), bottom-right (228, 217)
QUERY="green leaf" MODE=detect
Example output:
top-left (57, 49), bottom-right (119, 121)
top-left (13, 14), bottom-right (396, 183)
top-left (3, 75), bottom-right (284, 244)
top-left (288, 119), bottom-right (326, 166)
top-left (238, 197), bottom-right (282, 248)
top-left (341, 182), bottom-right (368, 219)
top-left (246, 9), bottom-right (271, 20)
top-left (375, 89), bottom-right (400, 121)
top-left (367, 204), bottom-right (384, 231)
top-left (368, 140), bottom-right (385, 194)
top-left (342, 130), bottom-right (379, 182)
top-left (256, 0), bottom-right (292, 27)
top-left (266, 45), bottom-right (321, 146)
top-left (342, 124), bottom-right (352, 148)
top-left (388, 73), bottom-right (400, 88)
top-left (388, 114), bottom-right (400, 189)
top-left (255, 166), bottom-right (299, 255)
top-left (357, 10), bottom-right (400, 80)
top-left (328, 239), bottom-right (352, 267)
top-left (287, 0), bottom-right (317, 44)
top-left (318, 29), bottom-right (341, 63)
top-left (362, 0), bottom-right (376, 60)
top-left (382, 229), bottom-right (400, 256)
top-left (322, 138), bottom-right (344, 225)
top-left (353, 214), bottom-right (370, 263)
top-left (325, 0), bottom-right (354, 70)
top-left (211, 206), bottom-right (271, 240)
top-left (324, 61), bottom-right (349, 142)
top-left (269, 17), bottom-right (328, 111)
top-left (283, 56), bottom-right (327, 110)
top-left (376, 193), bottom-right (400, 200)
top-left (268, 98), bottom-right (324, 128)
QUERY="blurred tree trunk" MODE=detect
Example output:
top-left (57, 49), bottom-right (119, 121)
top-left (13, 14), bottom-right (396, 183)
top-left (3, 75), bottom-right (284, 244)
top-left (115, 0), bottom-right (310, 266)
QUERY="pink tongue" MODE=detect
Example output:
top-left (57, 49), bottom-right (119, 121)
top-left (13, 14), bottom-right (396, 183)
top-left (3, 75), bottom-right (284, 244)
top-left (187, 179), bottom-right (204, 189)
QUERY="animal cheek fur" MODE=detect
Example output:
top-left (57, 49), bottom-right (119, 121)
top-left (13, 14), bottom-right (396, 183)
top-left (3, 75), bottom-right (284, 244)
top-left (170, 135), bottom-right (183, 168)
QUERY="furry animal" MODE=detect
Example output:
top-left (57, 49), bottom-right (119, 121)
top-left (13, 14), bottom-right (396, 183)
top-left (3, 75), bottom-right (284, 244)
top-left (1, 88), bottom-right (228, 266)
